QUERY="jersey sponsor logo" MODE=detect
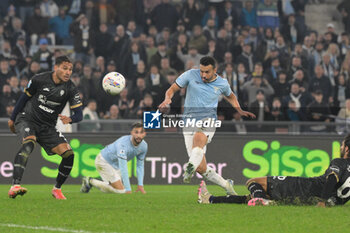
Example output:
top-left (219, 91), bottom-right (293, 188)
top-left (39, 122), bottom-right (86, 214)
top-left (39, 104), bottom-right (54, 113)
top-left (38, 94), bottom-right (61, 106)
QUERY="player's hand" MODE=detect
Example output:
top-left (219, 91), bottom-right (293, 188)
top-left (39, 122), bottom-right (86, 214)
top-left (135, 185), bottom-right (146, 194)
top-left (239, 110), bottom-right (256, 119)
top-left (59, 114), bottom-right (72, 124)
top-left (316, 201), bottom-right (326, 208)
top-left (8, 119), bottom-right (16, 133)
top-left (159, 99), bottom-right (171, 110)
top-left (125, 191), bottom-right (132, 194)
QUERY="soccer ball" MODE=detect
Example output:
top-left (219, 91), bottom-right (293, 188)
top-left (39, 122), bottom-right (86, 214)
top-left (102, 72), bottom-right (126, 95)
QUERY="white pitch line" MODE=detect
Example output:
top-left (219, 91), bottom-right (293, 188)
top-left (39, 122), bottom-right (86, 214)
top-left (0, 223), bottom-right (118, 233)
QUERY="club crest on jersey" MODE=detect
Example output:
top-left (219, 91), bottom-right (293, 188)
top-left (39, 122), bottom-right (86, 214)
top-left (60, 90), bottom-right (65, 96)
top-left (213, 86), bottom-right (219, 93)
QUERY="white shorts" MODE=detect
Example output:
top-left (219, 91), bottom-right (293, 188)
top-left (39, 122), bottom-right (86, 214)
top-left (183, 123), bottom-right (216, 157)
top-left (95, 153), bottom-right (121, 183)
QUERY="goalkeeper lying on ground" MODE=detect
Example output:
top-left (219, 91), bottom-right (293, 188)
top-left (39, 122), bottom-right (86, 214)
top-left (198, 134), bottom-right (350, 207)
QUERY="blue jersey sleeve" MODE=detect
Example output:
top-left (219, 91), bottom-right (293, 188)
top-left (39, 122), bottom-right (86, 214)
top-left (222, 81), bottom-right (232, 97)
top-left (175, 70), bottom-right (192, 88)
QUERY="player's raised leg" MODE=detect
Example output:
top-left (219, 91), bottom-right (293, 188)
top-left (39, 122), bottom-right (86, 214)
top-left (51, 143), bottom-right (75, 200)
top-left (183, 132), bottom-right (207, 183)
top-left (8, 136), bottom-right (36, 198)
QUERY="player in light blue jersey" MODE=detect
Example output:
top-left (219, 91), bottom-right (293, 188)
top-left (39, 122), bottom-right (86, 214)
top-left (80, 123), bottom-right (147, 194)
top-left (159, 56), bottom-right (255, 195)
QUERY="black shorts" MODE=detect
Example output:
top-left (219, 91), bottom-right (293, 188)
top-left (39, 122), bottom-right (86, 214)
top-left (15, 113), bottom-right (68, 155)
top-left (266, 176), bottom-right (323, 204)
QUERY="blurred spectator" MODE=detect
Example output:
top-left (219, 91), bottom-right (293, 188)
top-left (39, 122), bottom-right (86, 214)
top-left (95, 0), bottom-right (117, 25)
top-left (146, 64), bottom-right (167, 107)
top-left (309, 65), bottom-right (332, 101)
top-left (221, 63), bottom-right (242, 100)
top-left (121, 41), bottom-right (147, 78)
top-left (68, 0), bottom-right (84, 18)
top-left (0, 84), bottom-right (17, 116)
top-left (126, 20), bottom-right (142, 40)
top-left (159, 57), bottom-right (177, 78)
top-left (339, 33), bottom-right (350, 61)
top-left (8, 56), bottom-right (21, 77)
top-left (241, 75), bottom-right (275, 105)
top-left (118, 88), bottom-right (134, 118)
top-left (111, 24), bottom-right (131, 69)
top-left (336, 98), bottom-right (350, 134)
top-left (24, 5), bottom-right (50, 46)
top-left (94, 23), bottom-right (113, 60)
top-left (218, 0), bottom-right (239, 29)
top-left (273, 71), bottom-right (290, 99)
top-left (95, 56), bottom-right (105, 74)
top-left (188, 25), bottom-right (208, 55)
top-left (0, 59), bottom-right (14, 89)
top-left (202, 6), bottom-right (219, 29)
top-left (40, 0), bottom-right (59, 18)
top-left (236, 43), bottom-right (256, 73)
top-left (289, 69), bottom-right (308, 92)
top-left (268, 97), bottom-right (286, 121)
top-left (203, 18), bottom-right (217, 41)
top-left (282, 82), bottom-right (312, 113)
top-left (327, 43), bottom-right (340, 70)
top-left (128, 77), bottom-right (149, 108)
top-left (8, 17), bottom-right (26, 47)
top-left (20, 60), bottom-right (41, 79)
top-left (249, 89), bottom-right (271, 131)
top-left (163, 71), bottom-right (182, 114)
top-left (181, 0), bottom-right (202, 31)
top-left (70, 14), bottom-right (95, 65)
top-left (321, 53), bottom-right (337, 89)
top-left (19, 75), bottom-right (28, 92)
top-left (240, 0), bottom-right (258, 27)
top-left (265, 57), bottom-right (282, 83)
top-left (130, 60), bottom-right (147, 88)
top-left (136, 93), bottom-right (156, 118)
top-left (306, 90), bottom-right (331, 132)
top-left (326, 23), bottom-right (338, 44)
top-left (84, 0), bottom-right (99, 30)
top-left (150, 40), bottom-right (168, 68)
top-left (104, 104), bottom-right (120, 119)
top-left (257, 0), bottom-right (279, 29)
top-left (32, 38), bottom-right (53, 71)
top-left (338, 0), bottom-right (350, 34)
top-left (81, 99), bottom-right (101, 132)
top-left (12, 35), bottom-right (27, 69)
top-left (49, 7), bottom-right (73, 45)
top-left (145, 36), bottom-right (157, 65)
top-left (333, 73), bottom-right (350, 112)
top-left (156, 27), bottom-right (171, 47)
top-left (177, 46), bottom-right (206, 68)
top-left (280, 14), bottom-right (303, 45)
top-left (286, 99), bottom-right (306, 121)
top-left (148, 0), bottom-right (179, 32)
top-left (8, 75), bottom-right (21, 99)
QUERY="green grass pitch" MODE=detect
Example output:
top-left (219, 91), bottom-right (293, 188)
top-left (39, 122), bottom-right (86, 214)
top-left (0, 184), bottom-right (349, 233)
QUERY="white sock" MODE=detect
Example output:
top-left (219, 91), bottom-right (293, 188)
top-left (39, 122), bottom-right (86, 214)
top-left (188, 147), bottom-right (204, 170)
top-left (90, 178), bottom-right (125, 194)
top-left (202, 167), bottom-right (229, 191)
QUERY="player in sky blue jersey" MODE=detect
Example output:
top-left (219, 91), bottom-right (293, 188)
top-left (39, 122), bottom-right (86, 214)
top-left (159, 56), bottom-right (255, 194)
top-left (80, 123), bottom-right (147, 194)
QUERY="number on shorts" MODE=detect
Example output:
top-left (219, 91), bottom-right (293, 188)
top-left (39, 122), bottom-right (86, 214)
top-left (337, 177), bottom-right (350, 198)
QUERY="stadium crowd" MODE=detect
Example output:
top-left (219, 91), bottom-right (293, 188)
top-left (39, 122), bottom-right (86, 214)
top-left (0, 0), bottom-right (350, 133)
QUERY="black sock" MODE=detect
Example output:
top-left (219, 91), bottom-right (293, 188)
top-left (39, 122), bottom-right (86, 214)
top-left (247, 182), bottom-right (267, 198)
top-left (13, 140), bottom-right (35, 185)
top-left (210, 195), bottom-right (250, 204)
top-left (55, 155), bottom-right (74, 188)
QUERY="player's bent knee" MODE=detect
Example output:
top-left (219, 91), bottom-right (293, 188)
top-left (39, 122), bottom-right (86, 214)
top-left (61, 150), bottom-right (74, 158)
top-left (20, 139), bottom-right (36, 156)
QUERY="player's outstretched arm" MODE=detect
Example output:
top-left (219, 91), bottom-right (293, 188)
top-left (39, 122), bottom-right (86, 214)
top-left (59, 106), bottom-right (83, 124)
top-left (224, 93), bottom-right (256, 119)
top-left (159, 83), bottom-right (181, 110)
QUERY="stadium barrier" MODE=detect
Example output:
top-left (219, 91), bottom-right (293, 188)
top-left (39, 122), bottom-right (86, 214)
top-left (0, 133), bottom-right (343, 185)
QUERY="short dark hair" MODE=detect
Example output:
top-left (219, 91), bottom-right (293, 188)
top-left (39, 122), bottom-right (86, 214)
top-left (55, 55), bottom-right (72, 66)
top-left (200, 56), bottom-right (216, 68)
top-left (131, 122), bottom-right (144, 129)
